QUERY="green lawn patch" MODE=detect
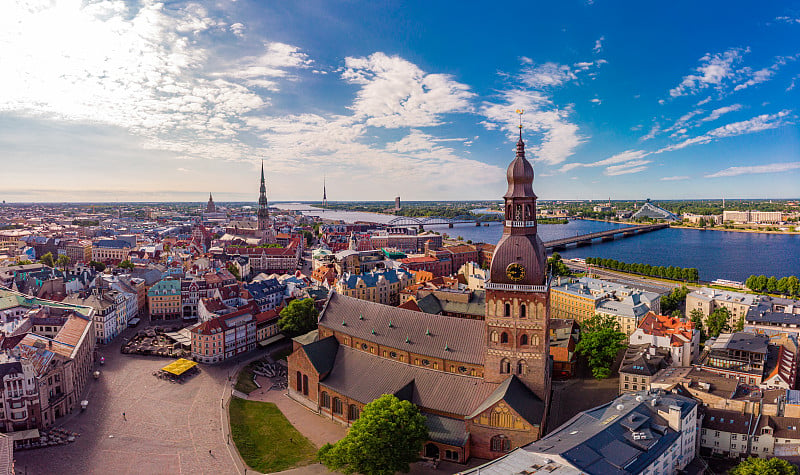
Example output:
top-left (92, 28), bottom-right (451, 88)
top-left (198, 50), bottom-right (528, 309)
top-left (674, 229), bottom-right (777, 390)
top-left (229, 398), bottom-right (318, 473)
top-left (234, 364), bottom-right (259, 394)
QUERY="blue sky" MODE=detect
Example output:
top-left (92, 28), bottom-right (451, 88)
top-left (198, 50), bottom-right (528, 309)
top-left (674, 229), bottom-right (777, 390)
top-left (1, 0), bottom-right (798, 202)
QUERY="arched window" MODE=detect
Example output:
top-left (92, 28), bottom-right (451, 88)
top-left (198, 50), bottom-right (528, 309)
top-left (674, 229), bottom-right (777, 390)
top-left (500, 332), bottom-right (509, 344)
top-left (500, 358), bottom-right (511, 374)
top-left (504, 303), bottom-right (511, 317)
top-left (491, 435), bottom-right (511, 453)
top-left (520, 334), bottom-right (528, 346)
top-left (296, 371), bottom-right (302, 392)
top-left (490, 331), bottom-right (499, 343)
top-left (321, 391), bottom-right (330, 409)
top-left (526, 205), bottom-right (532, 220)
top-left (517, 360), bottom-right (527, 375)
top-left (520, 304), bottom-right (526, 319)
top-left (333, 397), bottom-right (343, 415)
top-left (348, 404), bottom-right (360, 421)
top-left (302, 374), bottom-right (309, 396)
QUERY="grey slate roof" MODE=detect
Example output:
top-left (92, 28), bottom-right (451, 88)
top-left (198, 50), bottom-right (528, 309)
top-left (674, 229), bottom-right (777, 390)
top-left (319, 292), bottom-right (486, 365)
top-left (415, 293), bottom-right (442, 315)
top-left (424, 413), bottom-right (469, 447)
top-left (303, 336), bottom-right (339, 376)
top-left (468, 375), bottom-right (545, 427)
top-left (319, 345), bottom-right (498, 416)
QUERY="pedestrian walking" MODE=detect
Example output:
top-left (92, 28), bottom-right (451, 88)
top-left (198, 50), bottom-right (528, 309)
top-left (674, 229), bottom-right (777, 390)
top-left (122, 412), bottom-right (126, 421)
top-left (209, 449), bottom-right (213, 456)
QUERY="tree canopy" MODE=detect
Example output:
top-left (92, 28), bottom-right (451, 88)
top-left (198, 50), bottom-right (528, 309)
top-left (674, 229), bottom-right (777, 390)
top-left (575, 314), bottom-right (627, 380)
top-left (661, 286), bottom-right (690, 315)
top-left (117, 260), bottom-right (135, 270)
top-left (318, 394), bottom-right (428, 475)
top-left (730, 457), bottom-right (798, 475)
top-left (39, 252), bottom-right (55, 268)
top-left (707, 306), bottom-right (731, 338)
top-left (226, 262), bottom-right (241, 281)
top-left (689, 308), bottom-right (705, 340)
top-left (547, 252), bottom-right (572, 277)
top-left (278, 298), bottom-right (319, 336)
top-left (55, 254), bottom-right (70, 269)
top-left (89, 260), bottom-right (106, 272)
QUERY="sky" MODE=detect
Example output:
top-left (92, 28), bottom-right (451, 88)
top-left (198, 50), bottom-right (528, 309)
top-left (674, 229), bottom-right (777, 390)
top-left (1, 0), bottom-right (799, 202)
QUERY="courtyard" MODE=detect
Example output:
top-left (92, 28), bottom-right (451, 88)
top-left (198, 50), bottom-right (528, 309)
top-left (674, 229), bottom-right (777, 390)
top-left (14, 326), bottom-right (248, 475)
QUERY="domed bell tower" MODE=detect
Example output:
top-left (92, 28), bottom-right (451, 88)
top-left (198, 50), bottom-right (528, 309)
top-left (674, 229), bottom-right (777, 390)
top-left (484, 110), bottom-right (551, 405)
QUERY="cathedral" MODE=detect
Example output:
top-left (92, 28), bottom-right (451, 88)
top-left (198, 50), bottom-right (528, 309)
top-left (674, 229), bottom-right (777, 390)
top-left (287, 131), bottom-right (551, 463)
top-left (219, 162), bottom-right (276, 245)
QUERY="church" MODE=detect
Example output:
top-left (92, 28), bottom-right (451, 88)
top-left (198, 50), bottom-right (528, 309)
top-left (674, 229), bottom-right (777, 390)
top-left (287, 130), bottom-right (552, 463)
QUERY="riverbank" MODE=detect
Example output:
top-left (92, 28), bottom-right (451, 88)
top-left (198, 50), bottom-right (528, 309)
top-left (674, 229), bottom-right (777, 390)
top-left (575, 217), bottom-right (800, 235)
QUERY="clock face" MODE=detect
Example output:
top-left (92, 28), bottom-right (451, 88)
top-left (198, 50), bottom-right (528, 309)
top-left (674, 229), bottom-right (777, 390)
top-left (506, 263), bottom-right (526, 282)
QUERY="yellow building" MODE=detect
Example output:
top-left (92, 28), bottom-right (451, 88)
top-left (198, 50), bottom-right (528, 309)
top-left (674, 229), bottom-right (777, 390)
top-left (147, 278), bottom-right (181, 320)
top-left (334, 269), bottom-right (413, 306)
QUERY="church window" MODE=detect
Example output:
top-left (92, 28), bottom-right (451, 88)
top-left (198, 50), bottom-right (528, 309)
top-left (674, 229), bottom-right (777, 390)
top-left (520, 334), bottom-right (528, 346)
top-left (517, 360), bottom-right (527, 375)
top-left (321, 392), bottom-right (330, 409)
top-left (500, 332), bottom-right (509, 344)
top-left (390, 351), bottom-right (397, 358)
top-left (361, 343), bottom-right (368, 351)
top-left (490, 331), bottom-right (499, 343)
top-left (296, 371), bottom-right (302, 392)
top-left (302, 375), bottom-right (308, 396)
top-left (491, 435), bottom-right (511, 453)
top-left (333, 398), bottom-right (343, 415)
top-left (500, 358), bottom-right (511, 374)
top-left (504, 303), bottom-right (511, 317)
top-left (422, 359), bottom-right (430, 366)
top-left (520, 304), bottom-right (526, 318)
top-left (458, 366), bottom-right (468, 374)
top-left (348, 404), bottom-right (360, 421)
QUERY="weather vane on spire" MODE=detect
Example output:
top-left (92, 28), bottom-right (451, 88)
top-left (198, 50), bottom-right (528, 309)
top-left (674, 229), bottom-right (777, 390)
top-left (515, 109), bottom-right (524, 139)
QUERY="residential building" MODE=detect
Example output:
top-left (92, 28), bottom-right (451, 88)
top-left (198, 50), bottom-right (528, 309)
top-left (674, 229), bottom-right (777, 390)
top-left (63, 239), bottom-right (92, 264)
top-left (460, 391), bottom-right (698, 475)
top-left (311, 263), bottom-right (337, 286)
top-left (619, 344), bottom-right (671, 394)
top-left (63, 289), bottom-right (137, 344)
top-left (148, 278), bottom-right (181, 320)
top-left (244, 278), bottom-right (286, 312)
top-left (722, 210), bottom-right (783, 224)
top-left (699, 408), bottom-right (800, 459)
top-left (686, 287), bottom-right (757, 328)
top-left (0, 355), bottom-right (40, 433)
top-left (90, 239), bottom-right (132, 262)
top-left (697, 332), bottom-right (769, 386)
top-left (630, 312), bottom-right (700, 366)
top-left (745, 295), bottom-right (800, 336)
top-left (334, 268), bottom-right (413, 306)
top-left (549, 319), bottom-right (579, 379)
top-left (189, 304), bottom-right (258, 363)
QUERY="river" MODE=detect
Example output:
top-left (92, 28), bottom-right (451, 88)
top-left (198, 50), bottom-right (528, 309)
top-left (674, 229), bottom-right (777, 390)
top-left (276, 203), bottom-right (800, 282)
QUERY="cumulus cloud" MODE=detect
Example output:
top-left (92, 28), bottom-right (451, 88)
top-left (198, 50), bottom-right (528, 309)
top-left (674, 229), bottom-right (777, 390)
top-left (342, 52), bottom-right (474, 128)
top-left (705, 162), bottom-right (800, 178)
top-left (220, 42), bottom-right (312, 90)
top-left (660, 175), bottom-right (689, 181)
top-left (669, 48), bottom-right (748, 97)
top-left (230, 22), bottom-right (245, 38)
top-left (520, 63), bottom-right (576, 88)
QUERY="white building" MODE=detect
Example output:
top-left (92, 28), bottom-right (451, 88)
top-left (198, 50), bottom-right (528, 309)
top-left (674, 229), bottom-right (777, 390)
top-left (630, 312), bottom-right (700, 366)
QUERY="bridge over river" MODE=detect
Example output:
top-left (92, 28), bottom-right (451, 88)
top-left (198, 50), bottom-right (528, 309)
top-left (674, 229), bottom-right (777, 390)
top-left (543, 223), bottom-right (670, 250)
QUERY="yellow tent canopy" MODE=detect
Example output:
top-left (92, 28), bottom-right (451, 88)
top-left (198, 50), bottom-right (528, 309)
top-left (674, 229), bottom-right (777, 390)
top-left (161, 358), bottom-right (198, 376)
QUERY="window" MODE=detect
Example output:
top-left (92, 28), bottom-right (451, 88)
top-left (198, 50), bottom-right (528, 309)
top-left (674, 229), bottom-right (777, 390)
top-left (517, 360), bottom-right (527, 375)
top-left (302, 375), bottom-right (309, 396)
top-left (520, 305), bottom-right (526, 318)
top-left (504, 303), bottom-right (511, 317)
top-left (389, 351), bottom-right (397, 358)
top-left (500, 358), bottom-right (511, 374)
top-left (348, 404), bottom-right (360, 421)
top-left (458, 366), bottom-right (468, 374)
top-left (333, 398), bottom-right (343, 415)
top-left (490, 435), bottom-right (511, 453)
top-left (422, 359), bottom-right (430, 366)
top-left (520, 334), bottom-right (528, 346)
top-left (361, 343), bottom-right (368, 350)
top-left (500, 332), bottom-right (509, 344)
top-left (296, 371), bottom-right (302, 392)
top-left (490, 331), bottom-right (499, 343)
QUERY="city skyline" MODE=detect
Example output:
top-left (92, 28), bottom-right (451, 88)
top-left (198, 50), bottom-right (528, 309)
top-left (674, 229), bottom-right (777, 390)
top-left (1, 0), bottom-right (799, 202)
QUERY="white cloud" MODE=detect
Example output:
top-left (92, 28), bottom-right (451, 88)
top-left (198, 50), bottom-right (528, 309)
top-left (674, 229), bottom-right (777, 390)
top-left (342, 52), bottom-right (474, 128)
top-left (657, 110), bottom-right (792, 153)
top-left (590, 98), bottom-right (602, 104)
top-left (660, 175), bottom-right (689, 181)
top-left (594, 36), bottom-right (604, 53)
top-left (230, 22), bottom-right (245, 38)
top-left (520, 63), bottom-right (576, 88)
top-left (705, 162), bottom-right (800, 178)
top-left (701, 104), bottom-right (743, 122)
top-left (775, 16), bottom-right (800, 24)
top-left (557, 149), bottom-right (650, 173)
top-left (480, 89), bottom-right (584, 165)
top-left (733, 55), bottom-right (797, 92)
top-left (220, 42), bottom-right (312, 90)
top-left (640, 124), bottom-right (661, 141)
top-left (604, 159), bottom-right (652, 176)
top-left (669, 48), bottom-right (748, 97)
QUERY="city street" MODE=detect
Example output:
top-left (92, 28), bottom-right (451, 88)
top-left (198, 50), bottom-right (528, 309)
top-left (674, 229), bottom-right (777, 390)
top-left (15, 328), bottom-right (248, 475)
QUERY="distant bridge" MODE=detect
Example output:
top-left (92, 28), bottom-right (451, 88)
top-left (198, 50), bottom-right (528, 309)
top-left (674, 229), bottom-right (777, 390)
top-left (543, 223), bottom-right (670, 250)
top-left (386, 215), bottom-right (493, 227)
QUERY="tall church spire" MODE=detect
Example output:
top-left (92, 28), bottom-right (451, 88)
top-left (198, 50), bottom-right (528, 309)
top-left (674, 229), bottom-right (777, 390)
top-left (257, 161), bottom-right (270, 231)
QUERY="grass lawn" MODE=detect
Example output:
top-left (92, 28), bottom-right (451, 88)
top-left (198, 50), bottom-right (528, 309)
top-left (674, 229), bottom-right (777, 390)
top-left (229, 398), bottom-right (318, 473)
top-left (234, 364), bottom-right (259, 394)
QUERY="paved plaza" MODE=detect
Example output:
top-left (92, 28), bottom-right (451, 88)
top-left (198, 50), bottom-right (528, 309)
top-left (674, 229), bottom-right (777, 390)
top-left (15, 327), bottom-right (248, 475)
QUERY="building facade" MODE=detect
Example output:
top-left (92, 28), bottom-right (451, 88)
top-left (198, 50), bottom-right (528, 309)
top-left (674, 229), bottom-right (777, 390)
top-left (148, 279), bottom-right (182, 320)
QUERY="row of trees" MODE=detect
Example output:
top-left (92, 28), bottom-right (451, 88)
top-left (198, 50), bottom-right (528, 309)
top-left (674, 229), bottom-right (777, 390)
top-left (745, 274), bottom-right (800, 296)
top-left (585, 257), bottom-right (700, 282)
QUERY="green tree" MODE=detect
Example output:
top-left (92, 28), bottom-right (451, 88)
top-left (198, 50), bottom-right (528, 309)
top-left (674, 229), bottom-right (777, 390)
top-left (318, 394), bottom-right (428, 475)
top-left (689, 309), bottom-right (705, 340)
top-left (547, 252), bottom-right (572, 277)
top-left (755, 274), bottom-right (768, 291)
top-left (278, 298), bottom-right (319, 336)
top-left (226, 262), bottom-right (241, 281)
top-left (575, 314), bottom-right (626, 380)
top-left (39, 252), bottom-right (55, 268)
top-left (777, 277), bottom-right (789, 295)
top-left (787, 276), bottom-right (800, 297)
top-left (89, 260), bottom-right (106, 272)
top-left (730, 457), bottom-right (798, 475)
top-left (670, 309), bottom-right (683, 319)
top-left (745, 275), bottom-right (757, 291)
top-left (707, 307), bottom-right (731, 338)
top-left (11, 260), bottom-right (33, 266)
top-left (55, 254), bottom-right (70, 270)
top-left (661, 286), bottom-right (689, 315)
top-left (767, 276), bottom-right (779, 293)
top-left (117, 260), bottom-right (135, 270)
top-left (734, 316), bottom-right (745, 332)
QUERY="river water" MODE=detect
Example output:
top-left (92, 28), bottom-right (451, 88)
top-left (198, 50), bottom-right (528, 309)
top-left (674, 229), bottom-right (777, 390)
top-left (276, 203), bottom-right (800, 282)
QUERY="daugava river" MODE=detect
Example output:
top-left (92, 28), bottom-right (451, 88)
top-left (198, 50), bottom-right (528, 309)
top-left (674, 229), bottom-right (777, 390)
top-left (276, 204), bottom-right (800, 282)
